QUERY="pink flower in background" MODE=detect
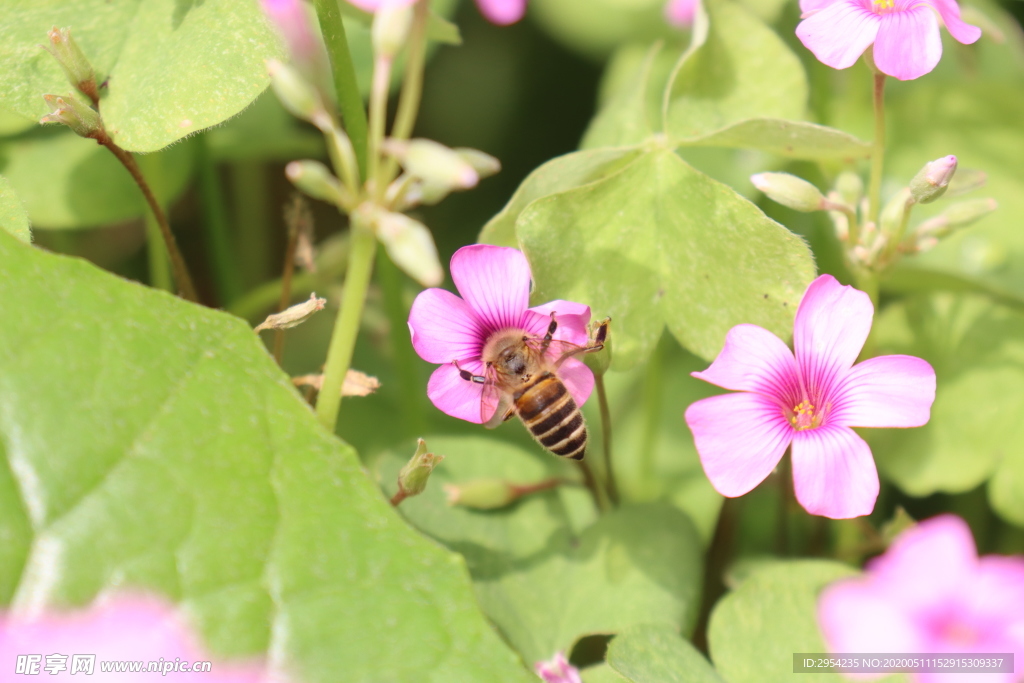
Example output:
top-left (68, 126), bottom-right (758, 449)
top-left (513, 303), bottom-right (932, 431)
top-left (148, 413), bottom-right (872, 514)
top-left (346, 0), bottom-right (527, 25)
top-left (665, 0), bottom-right (699, 27)
top-left (796, 0), bottom-right (981, 80)
top-left (685, 274), bottom-right (935, 519)
top-left (819, 515), bottom-right (1024, 682)
top-left (535, 652), bottom-right (582, 683)
top-left (408, 245), bottom-right (594, 423)
top-left (0, 594), bottom-right (270, 681)
top-left (261, 0), bottom-right (321, 67)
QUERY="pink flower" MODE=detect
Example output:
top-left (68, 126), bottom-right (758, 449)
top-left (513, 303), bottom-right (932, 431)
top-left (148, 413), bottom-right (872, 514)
top-left (684, 274), bottom-right (936, 519)
top-left (261, 0), bottom-right (328, 77)
top-left (535, 652), bottom-right (582, 683)
top-left (346, 0), bottom-right (526, 25)
top-left (665, 0), bottom-right (699, 27)
top-left (408, 245), bottom-right (594, 423)
top-left (796, 0), bottom-right (981, 80)
top-left (0, 594), bottom-right (270, 681)
top-left (819, 515), bottom-right (1024, 683)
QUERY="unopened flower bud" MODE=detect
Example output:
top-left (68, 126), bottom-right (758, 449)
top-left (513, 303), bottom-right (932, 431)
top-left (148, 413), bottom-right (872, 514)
top-left (454, 148), bottom-right (501, 179)
top-left (253, 292), bottom-right (326, 332)
top-left (535, 653), bottom-right (582, 683)
top-left (266, 59), bottom-right (325, 124)
top-left (385, 139), bottom-right (479, 191)
top-left (43, 27), bottom-right (98, 103)
top-left (286, 160), bottom-right (348, 206)
top-left (397, 439), bottom-right (445, 499)
top-left (750, 172), bottom-right (825, 212)
top-left (39, 93), bottom-right (101, 137)
top-left (444, 479), bottom-right (517, 510)
top-left (909, 155), bottom-right (957, 204)
top-left (834, 171), bottom-right (863, 207)
top-left (375, 211), bottom-right (444, 287)
top-left (372, 4), bottom-right (414, 60)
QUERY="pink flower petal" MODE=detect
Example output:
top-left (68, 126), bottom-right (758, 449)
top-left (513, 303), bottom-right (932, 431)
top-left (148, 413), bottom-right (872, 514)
top-left (427, 361), bottom-right (487, 423)
top-left (692, 323), bottom-right (800, 397)
top-left (818, 580), bottom-right (926, 654)
top-left (923, 0), bottom-right (982, 44)
top-left (408, 287), bottom-right (485, 364)
top-left (799, 0), bottom-right (838, 16)
top-left (558, 357), bottom-right (595, 408)
top-left (793, 275), bottom-right (874, 403)
top-left (450, 245), bottom-right (531, 332)
top-left (685, 393), bottom-right (792, 497)
top-left (873, 5), bottom-right (943, 80)
top-left (867, 515), bottom-right (977, 611)
top-left (796, 0), bottom-right (880, 70)
top-left (665, 0), bottom-right (699, 27)
top-left (475, 0), bottom-right (527, 25)
top-left (833, 354), bottom-right (936, 428)
top-left (790, 425), bottom-right (878, 518)
top-left (970, 556), bottom-right (1024, 621)
top-left (523, 300), bottom-right (592, 347)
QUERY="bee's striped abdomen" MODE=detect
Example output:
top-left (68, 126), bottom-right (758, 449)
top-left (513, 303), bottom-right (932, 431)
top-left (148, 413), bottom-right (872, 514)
top-left (514, 372), bottom-right (587, 460)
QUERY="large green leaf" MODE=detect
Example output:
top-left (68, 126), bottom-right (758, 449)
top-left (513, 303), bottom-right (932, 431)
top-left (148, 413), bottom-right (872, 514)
top-left (0, 175), bottom-right (31, 243)
top-left (665, 0), bottom-right (807, 139)
top-left (868, 293), bottom-right (1024, 526)
top-left (517, 148), bottom-right (816, 368)
top-left (0, 0), bottom-right (281, 152)
top-left (379, 436), bottom-right (704, 665)
top-left (479, 147), bottom-right (643, 247)
top-left (0, 230), bottom-right (534, 682)
top-left (0, 129), bottom-right (194, 229)
top-left (707, 561), bottom-right (858, 683)
top-left (607, 623), bottom-right (726, 683)
top-left (680, 119), bottom-right (871, 162)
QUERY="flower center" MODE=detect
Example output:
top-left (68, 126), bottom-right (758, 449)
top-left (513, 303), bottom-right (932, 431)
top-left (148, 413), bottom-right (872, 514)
top-left (871, 0), bottom-right (896, 13)
top-left (787, 399), bottom-right (823, 431)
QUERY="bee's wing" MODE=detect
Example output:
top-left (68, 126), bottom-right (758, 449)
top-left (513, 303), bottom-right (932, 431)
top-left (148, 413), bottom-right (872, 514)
top-left (524, 337), bottom-right (588, 370)
top-left (480, 365), bottom-right (513, 429)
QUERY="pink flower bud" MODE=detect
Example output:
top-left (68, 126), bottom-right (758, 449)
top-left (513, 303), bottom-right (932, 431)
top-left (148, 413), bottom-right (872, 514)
top-left (665, 0), bottom-right (699, 27)
top-left (535, 652), bottom-right (582, 683)
top-left (910, 155), bottom-right (957, 204)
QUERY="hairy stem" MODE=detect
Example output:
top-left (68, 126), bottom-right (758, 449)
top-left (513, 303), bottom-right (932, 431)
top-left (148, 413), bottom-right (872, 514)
top-left (314, 0), bottom-right (369, 179)
top-left (595, 374), bottom-right (619, 506)
top-left (867, 72), bottom-right (887, 225)
top-left (381, 0), bottom-right (429, 183)
top-left (95, 131), bottom-right (197, 302)
top-left (315, 222), bottom-right (377, 432)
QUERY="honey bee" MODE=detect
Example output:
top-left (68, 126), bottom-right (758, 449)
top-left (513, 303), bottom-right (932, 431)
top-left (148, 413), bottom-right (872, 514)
top-left (456, 315), bottom-right (610, 460)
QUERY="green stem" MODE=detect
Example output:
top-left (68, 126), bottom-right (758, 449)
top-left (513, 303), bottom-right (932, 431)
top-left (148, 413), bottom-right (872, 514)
top-left (196, 134), bottom-right (243, 305)
top-left (578, 459), bottom-right (608, 513)
top-left (867, 72), bottom-right (887, 225)
top-left (144, 209), bottom-right (172, 293)
top-left (777, 452), bottom-right (792, 556)
top-left (377, 249), bottom-right (425, 434)
top-left (314, 0), bottom-right (369, 179)
top-left (381, 0), bottom-right (429, 183)
top-left (367, 56), bottom-right (393, 198)
top-left (595, 374), bottom-right (619, 506)
top-left (231, 161), bottom-right (271, 289)
top-left (315, 223), bottom-right (377, 432)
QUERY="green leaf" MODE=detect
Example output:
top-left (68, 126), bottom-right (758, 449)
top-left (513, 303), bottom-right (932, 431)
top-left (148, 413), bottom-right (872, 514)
top-left (379, 436), bottom-right (704, 665)
top-left (581, 44), bottom-right (663, 150)
top-left (0, 129), bottom-right (194, 229)
top-left (427, 11), bottom-right (462, 45)
top-left (665, 0), bottom-right (807, 139)
top-left (0, 230), bottom-right (534, 682)
top-left (0, 105), bottom-right (35, 137)
top-left (708, 561), bottom-right (857, 683)
top-left (479, 147), bottom-right (643, 247)
top-left (518, 148), bottom-right (816, 368)
top-left (206, 91), bottom-right (325, 162)
top-left (607, 623), bottom-right (726, 683)
top-left (0, 175), bottom-right (31, 243)
top-left (678, 119), bottom-right (872, 162)
top-left (529, 0), bottom-right (681, 60)
top-left (583, 664), bottom-right (631, 683)
top-left (0, 0), bottom-right (282, 152)
top-left (867, 293), bottom-right (1024, 524)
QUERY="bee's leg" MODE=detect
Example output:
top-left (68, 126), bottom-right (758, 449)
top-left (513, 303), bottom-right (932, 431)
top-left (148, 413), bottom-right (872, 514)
top-left (454, 360), bottom-right (486, 384)
top-left (539, 311), bottom-right (558, 354)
